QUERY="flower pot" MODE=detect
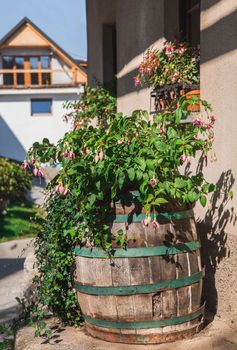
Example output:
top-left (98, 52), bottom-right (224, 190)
top-left (186, 89), bottom-right (200, 112)
top-left (74, 191), bottom-right (204, 344)
top-left (151, 84), bottom-right (200, 114)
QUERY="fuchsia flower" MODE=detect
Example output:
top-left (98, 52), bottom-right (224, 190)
top-left (133, 76), bottom-right (141, 87)
top-left (152, 221), bottom-right (159, 229)
top-left (193, 118), bottom-right (202, 126)
top-left (142, 218), bottom-right (149, 227)
top-left (99, 150), bottom-right (104, 161)
top-left (164, 68), bottom-right (169, 75)
top-left (33, 168), bottom-right (38, 176)
top-left (63, 150), bottom-right (69, 157)
top-left (22, 160), bottom-right (29, 169)
top-left (150, 178), bottom-right (157, 186)
top-left (180, 154), bottom-right (187, 163)
top-left (179, 46), bottom-right (185, 55)
top-left (58, 185), bottom-right (65, 194)
top-left (160, 126), bottom-right (166, 135)
top-left (211, 115), bottom-right (216, 123)
top-left (63, 188), bottom-right (69, 196)
top-left (95, 154), bottom-right (100, 163)
top-left (37, 170), bottom-right (44, 177)
top-left (138, 65), bottom-right (145, 74)
top-left (68, 150), bottom-right (75, 159)
top-left (31, 158), bottom-right (36, 164)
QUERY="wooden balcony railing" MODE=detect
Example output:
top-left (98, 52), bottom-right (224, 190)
top-left (0, 68), bottom-right (78, 88)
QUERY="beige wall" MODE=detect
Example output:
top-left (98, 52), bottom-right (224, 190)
top-left (87, 0), bottom-right (180, 114)
top-left (86, 0), bottom-right (237, 317)
top-left (199, 0), bottom-right (237, 316)
top-left (86, 0), bottom-right (116, 86)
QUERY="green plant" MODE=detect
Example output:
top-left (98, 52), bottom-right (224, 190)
top-left (134, 40), bottom-right (199, 88)
top-left (63, 85), bottom-right (116, 129)
top-left (0, 158), bottom-right (32, 212)
top-left (25, 88), bottom-right (216, 336)
top-left (28, 96), bottom-right (215, 250)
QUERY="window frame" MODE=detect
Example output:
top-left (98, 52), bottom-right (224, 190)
top-left (31, 98), bottom-right (53, 116)
top-left (1, 55), bottom-right (52, 87)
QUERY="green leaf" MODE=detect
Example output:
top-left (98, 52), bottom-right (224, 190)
top-left (118, 172), bottom-right (125, 189)
top-left (174, 108), bottom-right (182, 124)
top-left (151, 198), bottom-right (168, 205)
top-left (174, 178), bottom-right (187, 189)
top-left (127, 168), bottom-right (135, 181)
top-left (136, 158), bottom-right (146, 171)
top-left (200, 195), bottom-right (207, 207)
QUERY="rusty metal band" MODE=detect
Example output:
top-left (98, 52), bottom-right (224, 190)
top-left (75, 269), bottom-right (204, 296)
top-left (83, 305), bottom-right (204, 329)
top-left (75, 240), bottom-right (201, 258)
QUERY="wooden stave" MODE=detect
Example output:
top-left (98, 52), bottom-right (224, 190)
top-left (75, 199), bottom-right (204, 344)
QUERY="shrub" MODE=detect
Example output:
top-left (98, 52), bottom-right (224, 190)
top-left (0, 158), bottom-right (32, 212)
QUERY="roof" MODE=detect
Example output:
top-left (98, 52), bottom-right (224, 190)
top-left (0, 17), bottom-right (87, 79)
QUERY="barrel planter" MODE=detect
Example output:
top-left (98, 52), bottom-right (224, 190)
top-left (74, 192), bottom-right (204, 344)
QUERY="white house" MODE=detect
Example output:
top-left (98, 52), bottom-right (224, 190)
top-left (0, 17), bottom-right (87, 161)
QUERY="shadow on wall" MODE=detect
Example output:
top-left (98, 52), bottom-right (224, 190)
top-left (196, 168), bottom-right (236, 316)
top-left (0, 115), bottom-right (26, 161)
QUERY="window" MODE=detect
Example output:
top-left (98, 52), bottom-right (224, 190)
top-left (179, 0), bottom-right (200, 46)
top-left (102, 24), bottom-right (117, 96)
top-left (1, 56), bottom-right (51, 86)
top-left (31, 99), bottom-right (52, 115)
top-left (2, 56), bottom-right (14, 85)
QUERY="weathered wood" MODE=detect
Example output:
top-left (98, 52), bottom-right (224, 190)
top-left (75, 192), bottom-right (204, 344)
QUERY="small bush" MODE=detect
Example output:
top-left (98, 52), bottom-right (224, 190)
top-left (0, 157), bottom-right (32, 211)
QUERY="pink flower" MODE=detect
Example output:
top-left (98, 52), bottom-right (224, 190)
top-left (33, 168), bottom-right (38, 176)
top-left (82, 148), bottom-right (90, 154)
top-left (152, 220), bottom-right (159, 229)
top-left (58, 185), bottom-right (65, 194)
top-left (150, 178), bottom-right (157, 186)
top-left (211, 115), bottom-right (216, 123)
top-left (134, 76), bottom-right (141, 87)
top-left (55, 184), bottom-right (60, 192)
top-left (160, 126), bottom-right (166, 135)
top-left (142, 218), bottom-right (149, 227)
top-left (63, 188), bottom-right (69, 196)
top-left (179, 47), bottom-right (185, 55)
top-left (22, 160), bottom-right (29, 169)
top-left (164, 68), bottom-right (169, 75)
top-left (31, 158), bottom-right (36, 164)
top-left (138, 65), bottom-right (145, 74)
top-left (63, 150), bottom-right (69, 157)
top-left (146, 67), bottom-right (151, 75)
top-left (68, 150), bottom-right (75, 159)
top-left (193, 118), bottom-right (202, 126)
top-left (180, 154), bottom-right (186, 162)
top-left (99, 150), bottom-right (104, 161)
top-left (95, 154), bottom-right (100, 163)
top-left (37, 170), bottom-right (44, 177)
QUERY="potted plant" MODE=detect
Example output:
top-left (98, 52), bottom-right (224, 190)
top-left (134, 40), bottom-right (200, 112)
top-left (27, 88), bottom-right (216, 344)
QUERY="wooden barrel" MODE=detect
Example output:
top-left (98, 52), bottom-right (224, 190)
top-left (74, 192), bottom-right (204, 344)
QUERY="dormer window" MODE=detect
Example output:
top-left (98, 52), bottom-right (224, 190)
top-left (2, 55), bottom-right (51, 87)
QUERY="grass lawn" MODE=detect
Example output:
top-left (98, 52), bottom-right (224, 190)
top-left (0, 201), bottom-right (43, 242)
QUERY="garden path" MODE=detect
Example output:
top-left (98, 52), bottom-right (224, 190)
top-left (0, 238), bottom-right (33, 324)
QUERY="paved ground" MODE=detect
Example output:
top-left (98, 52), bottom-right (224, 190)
top-left (15, 316), bottom-right (237, 350)
top-left (0, 238), bottom-right (33, 324)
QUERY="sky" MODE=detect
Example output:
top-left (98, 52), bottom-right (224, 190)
top-left (0, 0), bottom-right (87, 60)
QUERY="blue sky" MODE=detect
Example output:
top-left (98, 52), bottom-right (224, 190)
top-left (0, 0), bottom-right (87, 60)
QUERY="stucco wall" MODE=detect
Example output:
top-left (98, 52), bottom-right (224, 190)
top-left (199, 0), bottom-right (237, 317)
top-left (86, 0), bottom-right (116, 86)
top-left (0, 91), bottom-right (78, 161)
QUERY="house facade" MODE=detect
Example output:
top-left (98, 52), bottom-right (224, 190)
top-left (0, 17), bottom-right (87, 161)
top-left (86, 0), bottom-right (237, 319)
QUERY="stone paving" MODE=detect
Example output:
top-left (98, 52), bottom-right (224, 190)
top-left (15, 316), bottom-right (237, 350)
top-left (0, 238), bottom-right (33, 324)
